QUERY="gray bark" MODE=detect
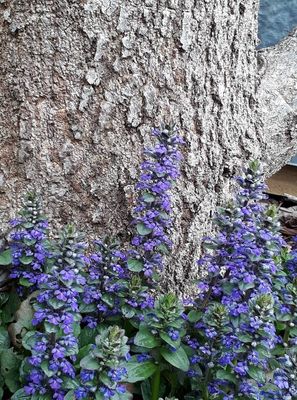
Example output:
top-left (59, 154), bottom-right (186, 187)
top-left (0, 0), bottom-right (296, 293)
top-left (258, 27), bottom-right (297, 175)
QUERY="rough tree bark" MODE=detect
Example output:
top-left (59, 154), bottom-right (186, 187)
top-left (0, 0), bottom-right (296, 292)
top-left (258, 27), bottom-right (297, 175)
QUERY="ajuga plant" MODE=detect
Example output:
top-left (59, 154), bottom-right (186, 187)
top-left (184, 161), bottom-right (296, 399)
top-left (80, 239), bottom-right (153, 328)
top-left (130, 293), bottom-right (188, 400)
top-left (17, 226), bottom-right (87, 399)
top-left (75, 126), bottom-right (187, 399)
top-left (10, 193), bottom-right (49, 295)
top-left (77, 325), bottom-right (131, 400)
top-left (129, 126), bottom-right (183, 279)
top-left (4, 125), bottom-right (187, 400)
top-left (0, 126), bottom-right (297, 400)
top-left (80, 126), bottom-right (183, 332)
top-left (271, 243), bottom-right (297, 399)
top-left (0, 194), bottom-right (49, 399)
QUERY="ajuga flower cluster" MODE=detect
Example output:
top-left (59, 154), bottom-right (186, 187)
top-left (0, 126), bottom-right (296, 400)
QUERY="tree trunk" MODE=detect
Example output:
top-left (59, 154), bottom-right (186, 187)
top-left (0, 0), bottom-right (296, 292)
top-left (258, 27), bottom-right (297, 175)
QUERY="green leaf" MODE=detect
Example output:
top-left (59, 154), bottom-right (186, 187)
top-left (261, 383), bottom-right (279, 392)
top-left (76, 344), bottom-right (93, 366)
top-left (24, 239), bottom-right (36, 246)
top-left (143, 193), bottom-right (155, 203)
top-left (79, 303), bottom-right (97, 313)
top-left (160, 346), bottom-right (189, 372)
top-left (126, 361), bottom-right (157, 383)
top-left (256, 345), bottom-right (271, 358)
top-left (127, 258), bottom-right (143, 272)
top-left (48, 298), bottom-right (65, 309)
top-left (276, 313), bottom-right (291, 322)
top-left (80, 355), bottom-right (100, 370)
top-left (99, 371), bottom-right (114, 388)
top-left (2, 290), bottom-right (21, 324)
top-left (11, 389), bottom-right (31, 400)
top-left (32, 395), bottom-right (52, 400)
top-left (134, 328), bottom-right (159, 349)
top-left (64, 391), bottom-right (75, 400)
top-left (79, 327), bottom-right (98, 348)
top-left (202, 241), bottom-right (217, 250)
top-left (23, 223), bottom-right (34, 229)
top-left (19, 359), bottom-right (30, 381)
top-left (269, 358), bottom-right (281, 370)
top-left (0, 293), bottom-right (9, 308)
top-left (136, 223), bottom-right (153, 236)
top-left (159, 211), bottom-right (170, 220)
top-left (187, 310), bottom-right (202, 323)
top-left (102, 294), bottom-right (114, 307)
top-left (19, 278), bottom-right (33, 288)
top-left (156, 244), bottom-right (169, 255)
top-left (44, 322), bottom-right (59, 334)
top-left (0, 348), bottom-right (22, 392)
top-left (60, 278), bottom-right (74, 288)
top-left (271, 345), bottom-right (286, 356)
top-left (19, 256), bottom-right (33, 265)
top-left (22, 331), bottom-right (37, 351)
top-left (216, 369), bottom-right (237, 384)
top-left (0, 348), bottom-right (22, 376)
top-left (64, 258), bottom-right (76, 268)
top-left (290, 327), bottom-right (297, 336)
top-left (116, 394), bottom-right (132, 400)
top-left (141, 380), bottom-right (151, 400)
top-left (0, 249), bottom-right (12, 266)
top-left (275, 322), bottom-right (286, 332)
top-left (0, 326), bottom-right (10, 351)
top-left (62, 377), bottom-right (80, 390)
top-left (248, 366), bottom-right (266, 384)
top-left (121, 305), bottom-right (135, 319)
top-left (162, 369), bottom-right (179, 393)
top-left (230, 317), bottom-right (240, 329)
top-left (222, 282), bottom-right (233, 295)
top-left (41, 361), bottom-right (56, 377)
top-left (237, 334), bottom-right (253, 343)
top-left (239, 282), bottom-right (255, 291)
top-left (249, 160), bottom-right (260, 173)
top-left (160, 332), bottom-right (180, 348)
top-left (64, 341), bottom-right (79, 357)
top-left (4, 369), bottom-right (21, 393)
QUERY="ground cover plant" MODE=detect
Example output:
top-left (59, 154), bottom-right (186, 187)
top-left (0, 126), bottom-right (296, 399)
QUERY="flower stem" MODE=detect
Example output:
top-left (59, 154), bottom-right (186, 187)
top-left (151, 365), bottom-right (161, 400)
top-left (202, 370), bottom-right (209, 400)
top-left (284, 325), bottom-right (290, 343)
top-left (202, 387), bottom-right (209, 400)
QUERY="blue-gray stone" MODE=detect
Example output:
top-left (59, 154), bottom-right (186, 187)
top-left (258, 0), bottom-right (297, 48)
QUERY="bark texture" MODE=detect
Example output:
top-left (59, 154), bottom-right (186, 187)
top-left (258, 27), bottom-right (297, 174)
top-left (0, 0), bottom-right (296, 292)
